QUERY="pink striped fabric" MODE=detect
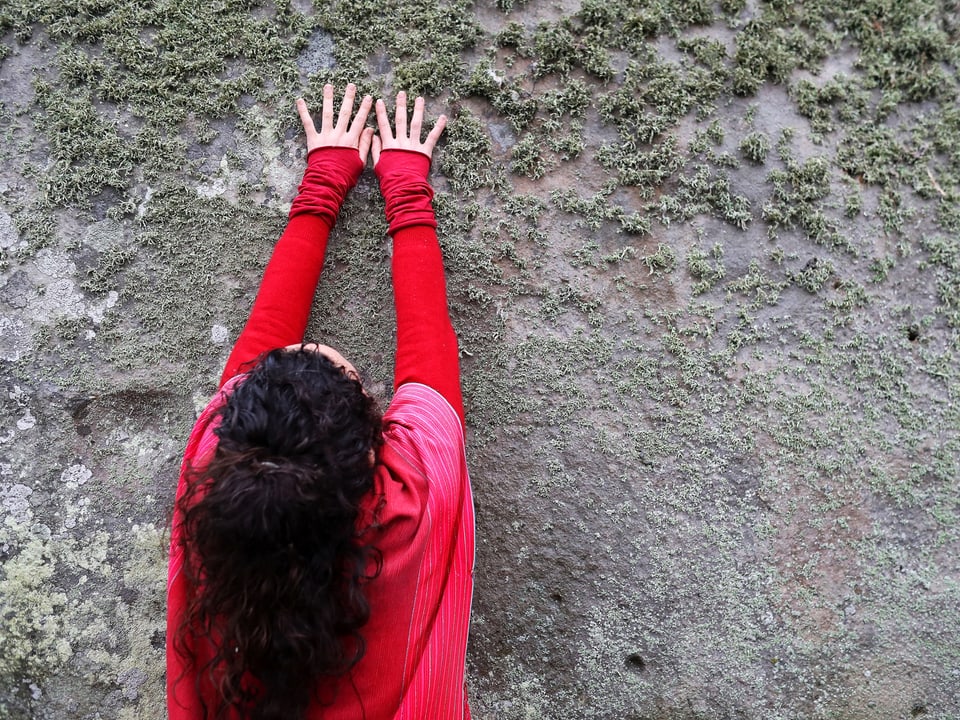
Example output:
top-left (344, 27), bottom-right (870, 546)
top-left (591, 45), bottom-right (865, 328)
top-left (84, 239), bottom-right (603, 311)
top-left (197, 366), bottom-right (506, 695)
top-left (167, 379), bottom-right (475, 720)
top-left (380, 383), bottom-right (475, 720)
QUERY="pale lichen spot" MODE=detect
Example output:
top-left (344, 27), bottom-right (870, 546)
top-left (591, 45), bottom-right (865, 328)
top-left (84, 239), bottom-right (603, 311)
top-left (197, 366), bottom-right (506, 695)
top-left (16, 409), bottom-right (35, 431)
top-left (0, 209), bottom-right (18, 249)
top-left (0, 317), bottom-right (31, 362)
top-left (210, 323), bottom-right (230, 344)
top-left (59, 464), bottom-right (93, 488)
top-left (1, 483), bottom-right (34, 525)
top-left (88, 290), bottom-right (119, 324)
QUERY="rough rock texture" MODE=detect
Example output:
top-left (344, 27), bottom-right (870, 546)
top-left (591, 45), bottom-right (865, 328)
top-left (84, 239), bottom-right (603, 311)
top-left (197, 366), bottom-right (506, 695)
top-left (1, 1), bottom-right (959, 718)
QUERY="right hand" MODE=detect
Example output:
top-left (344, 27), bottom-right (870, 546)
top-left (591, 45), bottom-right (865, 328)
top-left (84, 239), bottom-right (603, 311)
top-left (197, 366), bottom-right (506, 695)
top-left (371, 91), bottom-right (447, 166)
top-left (296, 83), bottom-right (374, 163)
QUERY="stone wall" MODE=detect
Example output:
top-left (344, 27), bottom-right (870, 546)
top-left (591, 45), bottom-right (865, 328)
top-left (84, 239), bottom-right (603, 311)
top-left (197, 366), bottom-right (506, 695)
top-left (1, 1), bottom-right (958, 717)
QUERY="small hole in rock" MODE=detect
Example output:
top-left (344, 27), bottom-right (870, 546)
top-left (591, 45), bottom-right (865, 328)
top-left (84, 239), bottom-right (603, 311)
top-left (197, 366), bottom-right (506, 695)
top-left (625, 653), bottom-right (646, 672)
top-left (911, 705), bottom-right (927, 717)
top-left (908, 325), bottom-right (920, 341)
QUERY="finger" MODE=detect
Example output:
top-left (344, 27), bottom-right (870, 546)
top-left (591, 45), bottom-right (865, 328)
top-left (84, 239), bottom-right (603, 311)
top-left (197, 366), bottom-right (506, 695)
top-left (321, 83), bottom-right (335, 132)
top-left (410, 96), bottom-right (424, 142)
top-left (423, 113), bottom-right (447, 154)
top-left (296, 98), bottom-right (316, 136)
top-left (337, 83), bottom-right (356, 130)
top-left (395, 91), bottom-right (407, 140)
top-left (349, 94), bottom-right (373, 137)
top-left (371, 134), bottom-right (382, 166)
top-left (375, 98), bottom-right (393, 142)
top-left (358, 127), bottom-right (374, 164)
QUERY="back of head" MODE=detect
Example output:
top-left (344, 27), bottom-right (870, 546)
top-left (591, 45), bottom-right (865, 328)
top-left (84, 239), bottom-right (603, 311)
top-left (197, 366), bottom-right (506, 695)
top-left (175, 347), bottom-right (383, 720)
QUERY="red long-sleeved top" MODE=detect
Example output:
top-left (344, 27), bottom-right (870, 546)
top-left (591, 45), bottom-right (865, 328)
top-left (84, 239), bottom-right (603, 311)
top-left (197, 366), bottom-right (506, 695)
top-left (168, 147), bottom-right (474, 719)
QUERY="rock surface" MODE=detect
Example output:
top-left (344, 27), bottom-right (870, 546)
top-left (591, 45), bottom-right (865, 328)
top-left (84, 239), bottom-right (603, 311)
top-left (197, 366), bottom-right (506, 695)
top-left (0, 1), bottom-right (958, 718)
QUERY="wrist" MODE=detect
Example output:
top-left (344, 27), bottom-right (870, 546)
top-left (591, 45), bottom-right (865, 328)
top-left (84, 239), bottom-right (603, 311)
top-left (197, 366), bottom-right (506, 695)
top-left (374, 148), bottom-right (432, 182)
top-left (372, 151), bottom-right (438, 236)
top-left (289, 147), bottom-right (364, 223)
top-left (306, 146), bottom-right (365, 180)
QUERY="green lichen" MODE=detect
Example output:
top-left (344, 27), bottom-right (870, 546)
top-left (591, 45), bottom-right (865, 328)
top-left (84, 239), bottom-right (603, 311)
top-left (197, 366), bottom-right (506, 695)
top-left (597, 136), bottom-right (684, 190)
top-left (436, 109), bottom-right (493, 193)
top-left (643, 243), bottom-right (677, 275)
top-left (510, 133), bottom-right (547, 179)
top-left (792, 76), bottom-right (870, 140)
top-left (551, 187), bottom-right (651, 236)
top-left (919, 234), bottom-right (960, 329)
top-left (738, 131), bottom-right (770, 165)
top-left (731, 13), bottom-right (833, 96)
top-left (0, 535), bottom-right (71, 685)
top-left (313, 0), bottom-right (480, 95)
top-left (464, 59), bottom-right (537, 132)
top-left (726, 259), bottom-right (787, 307)
top-left (762, 155), bottom-right (847, 250)
top-left (687, 243), bottom-right (725, 294)
top-left (660, 164), bottom-right (752, 229)
top-left (791, 257), bottom-right (835, 293)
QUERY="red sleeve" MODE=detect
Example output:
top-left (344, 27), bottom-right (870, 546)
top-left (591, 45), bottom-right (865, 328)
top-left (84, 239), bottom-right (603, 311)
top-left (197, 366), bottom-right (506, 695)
top-left (376, 150), bottom-right (464, 427)
top-left (219, 147), bottom-right (363, 386)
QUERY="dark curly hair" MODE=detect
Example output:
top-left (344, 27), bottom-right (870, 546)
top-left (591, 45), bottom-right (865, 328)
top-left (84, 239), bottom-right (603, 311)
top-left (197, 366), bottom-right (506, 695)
top-left (174, 347), bottom-right (384, 720)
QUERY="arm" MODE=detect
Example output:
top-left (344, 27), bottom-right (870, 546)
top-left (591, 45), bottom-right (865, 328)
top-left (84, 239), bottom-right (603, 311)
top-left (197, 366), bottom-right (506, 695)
top-left (219, 86), bottom-right (374, 386)
top-left (220, 151), bottom-right (359, 384)
top-left (373, 93), bottom-right (464, 426)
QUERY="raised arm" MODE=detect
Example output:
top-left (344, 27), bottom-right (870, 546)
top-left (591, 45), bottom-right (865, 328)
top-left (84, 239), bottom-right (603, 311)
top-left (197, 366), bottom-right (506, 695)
top-left (219, 85), bottom-right (373, 386)
top-left (372, 92), bottom-right (464, 426)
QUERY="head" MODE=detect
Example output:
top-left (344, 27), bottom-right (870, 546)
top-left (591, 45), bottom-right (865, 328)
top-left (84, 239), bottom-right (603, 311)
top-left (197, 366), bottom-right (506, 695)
top-left (175, 346), bottom-right (383, 720)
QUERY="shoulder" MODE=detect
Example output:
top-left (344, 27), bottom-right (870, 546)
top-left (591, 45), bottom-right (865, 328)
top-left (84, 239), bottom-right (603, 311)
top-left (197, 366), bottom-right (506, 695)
top-left (381, 383), bottom-right (467, 497)
top-left (182, 375), bottom-right (244, 466)
top-left (384, 383), bottom-right (464, 459)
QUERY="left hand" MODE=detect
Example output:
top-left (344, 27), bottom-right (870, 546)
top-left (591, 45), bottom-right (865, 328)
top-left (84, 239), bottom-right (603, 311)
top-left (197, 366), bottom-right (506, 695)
top-left (371, 91), bottom-right (447, 166)
top-left (296, 83), bottom-right (374, 163)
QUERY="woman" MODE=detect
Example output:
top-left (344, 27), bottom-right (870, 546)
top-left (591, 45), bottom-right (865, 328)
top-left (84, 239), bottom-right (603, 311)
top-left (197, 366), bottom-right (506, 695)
top-left (166, 84), bottom-right (474, 720)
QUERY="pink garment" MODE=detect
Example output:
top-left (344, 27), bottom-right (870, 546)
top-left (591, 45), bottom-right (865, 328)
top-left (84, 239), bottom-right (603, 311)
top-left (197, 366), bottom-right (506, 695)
top-left (167, 381), bottom-right (475, 719)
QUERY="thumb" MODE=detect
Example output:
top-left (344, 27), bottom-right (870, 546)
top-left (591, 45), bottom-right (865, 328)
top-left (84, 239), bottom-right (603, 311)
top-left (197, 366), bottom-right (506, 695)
top-left (371, 134), bottom-right (382, 167)
top-left (358, 127), bottom-right (374, 165)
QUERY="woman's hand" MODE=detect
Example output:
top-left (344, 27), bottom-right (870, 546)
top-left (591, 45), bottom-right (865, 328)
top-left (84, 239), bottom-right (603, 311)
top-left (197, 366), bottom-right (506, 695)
top-left (296, 83), bottom-right (374, 163)
top-left (372, 91), bottom-right (447, 166)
